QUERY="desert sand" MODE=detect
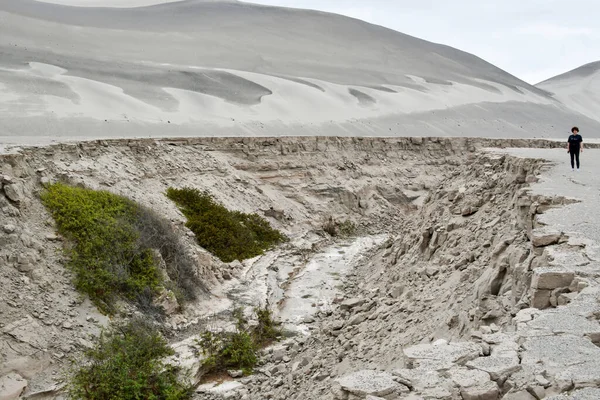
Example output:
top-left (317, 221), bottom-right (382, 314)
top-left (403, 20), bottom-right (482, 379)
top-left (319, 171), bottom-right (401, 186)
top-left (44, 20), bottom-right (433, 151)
top-left (35, 0), bottom-right (189, 7)
top-left (1, 0), bottom-right (599, 147)
top-left (538, 61), bottom-right (600, 124)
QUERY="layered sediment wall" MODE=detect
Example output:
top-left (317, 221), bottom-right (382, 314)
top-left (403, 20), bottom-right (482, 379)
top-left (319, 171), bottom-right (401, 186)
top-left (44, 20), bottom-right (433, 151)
top-left (1, 137), bottom-right (598, 400)
top-left (3, 136), bottom-right (593, 158)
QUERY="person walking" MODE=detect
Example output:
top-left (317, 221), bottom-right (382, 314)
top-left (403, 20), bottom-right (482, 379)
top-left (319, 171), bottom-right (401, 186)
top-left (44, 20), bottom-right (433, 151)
top-left (567, 126), bottom-right (583, 171)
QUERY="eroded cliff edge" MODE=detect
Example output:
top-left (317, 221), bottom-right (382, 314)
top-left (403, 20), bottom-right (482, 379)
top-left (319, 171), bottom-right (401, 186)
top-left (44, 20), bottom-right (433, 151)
top-left (1, 137), bottom-right (599, 400)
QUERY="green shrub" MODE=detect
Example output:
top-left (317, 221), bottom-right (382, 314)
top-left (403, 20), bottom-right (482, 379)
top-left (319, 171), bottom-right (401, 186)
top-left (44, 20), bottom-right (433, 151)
top-left (166, 187), bottom-right (286, 262)
top-left (338, 220), bottom-right (357, 237)
top-left (197, 307), bottom-right (281, 376)
top-left (41, 183), bottom-right (199, 313)
top-left (41, 183), bottom-right (160, 311)
top-left (253, 307), bottom-right (280, 346)
top-left (69, 319), bottom-right (191, 400)
top-left (199, 330), bottom-right (257, 376)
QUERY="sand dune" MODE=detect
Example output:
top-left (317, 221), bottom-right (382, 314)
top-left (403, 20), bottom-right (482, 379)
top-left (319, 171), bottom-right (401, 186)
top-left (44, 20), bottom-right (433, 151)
top-left (36, 0), bottom-right (196, 7)
top-left (1, 0), bottom-right (599, 145)
top-left (537, 61), bottom-right (600, 124)
top-left (0, 0), bottom-right (543, 89)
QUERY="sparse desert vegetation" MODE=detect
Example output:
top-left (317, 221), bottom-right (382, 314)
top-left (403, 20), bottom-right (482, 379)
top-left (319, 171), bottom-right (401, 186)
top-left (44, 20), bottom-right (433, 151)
top-left (197, 307), bottom-right (282, 376)
top-left (323, 217), bottom-right (357, 237)
top-left (166, 187), bottom-right (286, 262)
top-left (69, 319), bottom-right (192, 400)
top-left (4, 138), bottom-right (600, 400)
top-left (41, 183), bottom-right (198, 313)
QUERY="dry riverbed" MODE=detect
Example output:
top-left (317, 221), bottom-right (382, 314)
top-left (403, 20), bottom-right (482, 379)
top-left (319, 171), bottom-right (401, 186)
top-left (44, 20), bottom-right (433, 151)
top-left (2, 137), bottom-right (600, 400)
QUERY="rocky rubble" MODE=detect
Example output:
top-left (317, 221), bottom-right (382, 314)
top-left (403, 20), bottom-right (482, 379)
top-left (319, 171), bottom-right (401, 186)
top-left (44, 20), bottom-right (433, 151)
top-left (2, 137), bottom-right (600, 399)
top-left (0, 172), bottom-right (110, 398)
top-left (197, 147), bottom-right (600, 399)
top-left (0, 137), bottom-right (457, 397)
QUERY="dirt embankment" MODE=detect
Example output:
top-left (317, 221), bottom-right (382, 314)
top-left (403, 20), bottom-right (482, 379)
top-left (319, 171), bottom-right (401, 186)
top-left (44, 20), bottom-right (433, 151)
top-left (1, 137), bottom-right (595, 399)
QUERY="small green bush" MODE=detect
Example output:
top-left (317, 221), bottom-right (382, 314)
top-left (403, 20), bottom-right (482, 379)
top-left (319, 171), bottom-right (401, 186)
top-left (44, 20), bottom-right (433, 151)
top-left (253, 307), bottom-right (280, 346)
top-left (197, 307), bottom-right (281, 376)
top-left (69, 319), bottom-right (191, 400)
top-left (338, 220), bottom-right (357, 237)
top-left (41, 183), bottom-right (161, 312)
top-left (166, 188), bottom-right (286, 262)
top-left (41, 183), bottom-right (199, 313)
top-left (199, 330), bottom-right (257, 376)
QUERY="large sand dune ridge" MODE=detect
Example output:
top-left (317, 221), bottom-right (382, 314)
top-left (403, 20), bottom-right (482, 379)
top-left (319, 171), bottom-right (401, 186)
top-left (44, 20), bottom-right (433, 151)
top-left (1, 0), bottom-right (599, 146)
top-left (537, 61), bottom-right (600, 124)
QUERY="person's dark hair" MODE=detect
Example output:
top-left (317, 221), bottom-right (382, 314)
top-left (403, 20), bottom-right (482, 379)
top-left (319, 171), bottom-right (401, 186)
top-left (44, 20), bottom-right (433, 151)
top-left (572, 126), bottom-right (579, 133)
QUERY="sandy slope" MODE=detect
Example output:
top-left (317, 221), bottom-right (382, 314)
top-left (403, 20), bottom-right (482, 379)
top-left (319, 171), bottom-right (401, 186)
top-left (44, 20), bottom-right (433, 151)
top-left (1, 0), bottom-right (598, 145)
top-left (36, 0), bottom-right (194, 6)
top-left (537, 61), bottom-right (600, 124)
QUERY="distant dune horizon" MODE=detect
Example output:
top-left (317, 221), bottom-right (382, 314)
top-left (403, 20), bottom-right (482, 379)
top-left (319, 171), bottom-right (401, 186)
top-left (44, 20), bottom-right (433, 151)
top-left (1, 0), bottom-right (599, 147)
top-left (31, 0), bottom-right (224, 8)
top-left (537, 61), bottom-right (600, 124)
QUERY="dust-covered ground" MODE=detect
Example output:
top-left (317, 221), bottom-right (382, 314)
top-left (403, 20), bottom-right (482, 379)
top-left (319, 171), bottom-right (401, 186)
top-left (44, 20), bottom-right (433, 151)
top-left (2, 137), bottom-right (600, 400)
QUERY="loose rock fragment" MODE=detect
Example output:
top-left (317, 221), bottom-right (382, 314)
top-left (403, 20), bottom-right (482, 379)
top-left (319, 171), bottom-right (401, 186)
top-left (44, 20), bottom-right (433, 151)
top-left (336, 370), bottom-right (407, 398)
top-left (0, 373), bottom-right (27, 400)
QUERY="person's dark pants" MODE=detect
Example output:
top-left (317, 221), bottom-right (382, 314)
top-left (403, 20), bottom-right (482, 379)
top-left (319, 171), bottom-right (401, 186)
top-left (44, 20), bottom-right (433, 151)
top-left (570, 148), bottom-right (580, 169)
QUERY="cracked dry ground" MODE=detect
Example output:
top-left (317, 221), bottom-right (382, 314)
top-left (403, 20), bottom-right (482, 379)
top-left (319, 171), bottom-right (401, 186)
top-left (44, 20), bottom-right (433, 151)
top-left (1, 137), bottom-right (600, 400)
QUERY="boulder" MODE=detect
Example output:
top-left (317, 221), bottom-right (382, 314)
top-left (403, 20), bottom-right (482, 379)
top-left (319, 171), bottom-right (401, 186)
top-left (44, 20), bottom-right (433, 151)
top-left (403, 341), bottom-right (481, 370)
top-left (556, 359), bottom-right (600, 390)
top-left (22, 383), bottom-right (65, 399)
top-left (462, 205), bottom-right (479, 217)
top-left (336, 370), bottom-right (407, 398)
top-left (228, 370), bottom-right (244, 378)
top-left (531, 269), bottom-right (575, 290)
top-left (2, 224), bottom-right (16, 234)
top-left (348, 313), bottom-right (367, 326)
top-left (341, 298), bottom-right (365, 310)
top-left (527, 310), bottom-right (600, 338)
top-left (392, 368), bottom-right (450, 392)
top-left (1, 175), bottom-right (13, 184)
top-left (531, 231), bottom-right (561, 247)
top-left (271, 345), bottom-right (288, 362)
top-left (2, 184), bottom-right (24, 204)
top-left (291, 357), bottom-right (310, 372)
top-left (530, 289), bottom-right (552, 309)
top-left (467, 354), bottom-right (521, 382)
top-left (389, 284), bottom-right (404, 299)
top-left (521, 335), bottom-right (600, 389)
top-left (165, 336), bottom-right (202, 386)
top-left (513, 308), bottom-right (540, 324)
top-left (1, 355), bottom-right (51, 380)
top-left (460, 380), bottom-right (499, 400)
top-left (521, 334), bottom-right (600, 367)
top-left (196, 380), bottom-right (245, 397)
top-left (0, 373), bottom-right (27, 400)
top-left (448, 367), bottom-right (491, 388)
top-left (557, 292), bottom-right (577, 306)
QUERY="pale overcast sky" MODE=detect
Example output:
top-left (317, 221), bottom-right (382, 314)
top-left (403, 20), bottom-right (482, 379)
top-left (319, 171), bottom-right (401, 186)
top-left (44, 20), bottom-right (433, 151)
top-left (39, 0), bottom-right (600, 84)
